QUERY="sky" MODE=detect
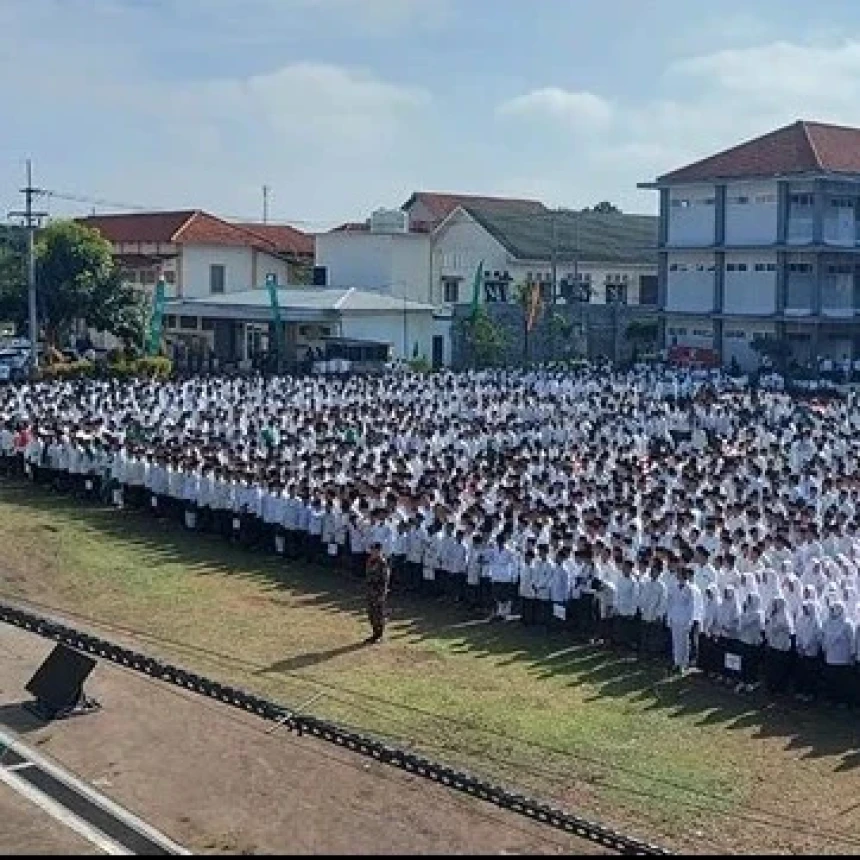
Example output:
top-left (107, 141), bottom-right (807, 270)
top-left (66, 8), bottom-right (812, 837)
top-left (3, 0), bottom-right (860, 231)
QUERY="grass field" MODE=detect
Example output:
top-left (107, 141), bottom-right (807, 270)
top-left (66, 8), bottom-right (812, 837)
top-left (1, 480), bottom-right (859, 853)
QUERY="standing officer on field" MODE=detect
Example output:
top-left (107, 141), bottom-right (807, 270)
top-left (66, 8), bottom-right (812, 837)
top-left (365, 542), bottom-right (391, 644)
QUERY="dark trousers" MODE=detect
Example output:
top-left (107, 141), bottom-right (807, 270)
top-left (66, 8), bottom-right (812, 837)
top-left (367, 597), bottom-right (386, 639)
top-left (824, 663), bottom-right (855, 705)
top-left (795, 654), bottom-right (821, 698)
top-left (739, 642), bottom-right (764, 684)
top-left (764, 647), bottom-right (795, 694)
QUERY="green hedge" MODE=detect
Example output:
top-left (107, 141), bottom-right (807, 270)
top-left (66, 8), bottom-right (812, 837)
top-left (38, 357), bottom-right (173, 381)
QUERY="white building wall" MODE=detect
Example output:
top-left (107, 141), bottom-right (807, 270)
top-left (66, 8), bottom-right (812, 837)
top-left (665, 317), bottom-right (714, 349)
top-left (180, 245), bottom-right (289, 298)
top-left (824, 196), bottom-right (856, 246)
top-left (724, 181), bottom-right (778, 245)
top-left (339, 310), bottom-right (438, 361)
top-left (667, 186), bottom-right (716, 247)
top-left (722, 322), bottom-right (776, 370)
top-left (315, 233), bottom-right (431, 304)
top-left (432, 213), bottom-right (511, 305)
top-left (787, 183), bottom-right (815, 245)
top-left (666, 254), bottom-right (715, 312)
top-left (723, 251), bottom-right (776, 315)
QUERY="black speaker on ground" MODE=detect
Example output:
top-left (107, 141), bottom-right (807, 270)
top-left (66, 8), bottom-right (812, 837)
top-left (24, 643), bottom-right (100, 721)
top-left (312, 266), bottom-right (328, 286)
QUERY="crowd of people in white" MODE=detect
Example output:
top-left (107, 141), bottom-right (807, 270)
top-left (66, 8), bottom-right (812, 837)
top-left (2, 364), bottom-right (860, 704)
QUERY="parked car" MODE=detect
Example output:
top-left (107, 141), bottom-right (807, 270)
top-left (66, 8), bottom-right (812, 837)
top-left (0, 347), bottom-right (31, 382)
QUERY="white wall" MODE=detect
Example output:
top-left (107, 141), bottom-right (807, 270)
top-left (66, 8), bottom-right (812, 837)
top-left (787, 183), bottom-right (814, 245)
top-left (179, 245), bottom-right (290, 298)
top-left (432, 212), bottom-right (511, 305)
top-left (821, 262), bottom-right (854, 315)
top-left (666, 254), bottom-right (715, 312)
top-left (667, 186), bottom-right (715, 247)
top-left (666, 318), bottom-right (714, 349)
top-left (315, 232), bottom-right (432, 304)
top-left (722, 323), bottom-right (776, 370)
top-left (823, 196), bottom-right (856, 246)
top-left (724, 181), bottom-right (778, 245)
top-left (723, 252), bottom-right (776, 315)
top-left (339, 310), bottom-right (438, 361)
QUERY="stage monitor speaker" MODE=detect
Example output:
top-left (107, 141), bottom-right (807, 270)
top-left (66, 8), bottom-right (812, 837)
top-left (25, 643), bottom-right (98, 721)
top-left (312, 266), bottom-right (328, 286)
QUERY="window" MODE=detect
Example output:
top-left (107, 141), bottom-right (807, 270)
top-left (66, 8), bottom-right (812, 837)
top-left (179, 316), bottom-right (199, 330)
top-left (754, 262), bottom-right (777, 272)
top-left (671, 199), bottom-right (691, 208)
top-left (701, 197), bottom-right (716, 206)
top-left (164, 315), bottom-right (177, 329)
top-left (669, 262), bottom-right (689, 273)
top-left (442, 279), bottom-right (460, 303)
top-left (692, 328), bottom-right (711, 337)
top-left (210, 264), bottom-right (226, 294)
top-left (140, 270), bottom-right (156, 285)
top-left (831, 198), bottom-right (854, 208)
top-left (729, 195), bottom-right (749, 205)
top-left (755, 193), bottom-right (777, 204)
top-left (725, 330), bottom-right (746, 339)
top-left (122, 270), bottom-right (138, 283)
top-left (726, 262), bottom-right (748, 272)
top-left (790, 193), bottom-right (813, 206)
top-left (201, 319), bottom-right (215, 331)
top-left (163, 270), bottom-right (176, 284)
top-left (788, 263), bottom-right (813, 273)
top-left (668, 327), bottom-right (688, 336)
top-left (827, 264), bottom-right (853, 275)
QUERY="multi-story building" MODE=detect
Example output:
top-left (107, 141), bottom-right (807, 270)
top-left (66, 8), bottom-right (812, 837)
top-left (640, 120), bottom-right (860, 368)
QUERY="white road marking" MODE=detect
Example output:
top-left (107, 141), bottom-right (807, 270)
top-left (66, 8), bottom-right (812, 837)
top-left (0, 764), bottom-right (129, 855)
top-left (5, 761), bottom-right (35, 772)
top-left (0, 727), bottom-right (190, 855)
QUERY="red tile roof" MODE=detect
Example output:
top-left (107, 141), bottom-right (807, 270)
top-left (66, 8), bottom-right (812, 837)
top-left (78, 210), bottom-right (299, 257)
top-left (658, 120), bottom-right (860, 183)
top-left (78, 211), bottom-right (197, 244)
top-left (233, 222), bottom-right (314, 257)
top-left (401, 191), bottom-right (547, 222)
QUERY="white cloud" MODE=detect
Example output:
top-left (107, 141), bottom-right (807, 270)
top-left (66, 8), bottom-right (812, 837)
top-left (497, 88), bottom-right (613, 131)
top-left (0, 1), bottom-right (436, 226)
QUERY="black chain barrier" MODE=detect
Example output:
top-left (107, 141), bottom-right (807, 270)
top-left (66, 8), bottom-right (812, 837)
top-left (0, 600), bottom-right (671, 856)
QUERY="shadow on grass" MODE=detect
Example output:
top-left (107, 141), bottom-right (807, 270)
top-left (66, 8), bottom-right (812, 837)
top-left (2, 481), bottom-right (859, 772)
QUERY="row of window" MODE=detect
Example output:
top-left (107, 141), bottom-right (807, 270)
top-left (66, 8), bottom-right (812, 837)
top-left (123, 269), bottom-right (177, 285)
top-left (672, 193), bottom-right (858, 209)
top-left (164, 316), bottom-right (216, 331)
top-left (670, 261), bottom-right (859, 275)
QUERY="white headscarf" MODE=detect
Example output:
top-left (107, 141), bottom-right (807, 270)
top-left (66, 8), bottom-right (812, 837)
top-left (795, 599), bottom-right (821, 657)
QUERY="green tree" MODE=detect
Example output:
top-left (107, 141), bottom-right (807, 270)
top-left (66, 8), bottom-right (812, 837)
top-left (0, 226), bottom-right (28, 332)
top-left (458, 307), bottom-right (507, 368)
top-left (581, 201), bottom-right (622, 214)
top-left (35, 220), bottom-right (146, 348)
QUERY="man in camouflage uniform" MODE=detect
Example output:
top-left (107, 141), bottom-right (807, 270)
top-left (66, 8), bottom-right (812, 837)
top-left (365, 541), bottom-right (391, 644)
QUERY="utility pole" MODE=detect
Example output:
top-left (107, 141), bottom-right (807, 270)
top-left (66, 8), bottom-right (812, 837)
top-left (8, 160), bottom-right (48, 369)
top-left (550, 209), bottom-right (558, 305)
top-left (262, 185), bottom-right (270, 224)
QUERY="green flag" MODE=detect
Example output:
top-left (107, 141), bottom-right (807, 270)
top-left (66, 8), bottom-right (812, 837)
top-left (470, 260), bottom-right (484, 319)
top-left (146, 277), bottom-right (167, 357)
top-left (265, 273), bottom-right (286, 365)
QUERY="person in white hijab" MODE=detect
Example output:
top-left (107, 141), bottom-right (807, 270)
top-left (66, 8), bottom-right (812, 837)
top-left (764, 595), bottom-right (795, 694)
top-left (821, 601), bottom-right (855, 706)
top-left (737, 592), bottom-right (765, 693)
top-left (794, 599), bottom-right (822, 702)
top-left (715, 584), bottom-right (741, 685)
